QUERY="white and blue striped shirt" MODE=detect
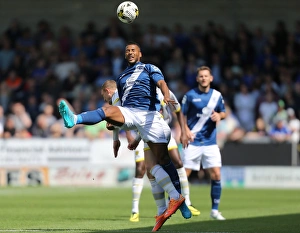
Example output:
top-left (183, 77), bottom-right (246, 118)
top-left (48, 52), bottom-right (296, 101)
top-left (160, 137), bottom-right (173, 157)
top-left (181, 88), bottom-right (225, 146)
top-left (117, 62), bottom-right (164, 111)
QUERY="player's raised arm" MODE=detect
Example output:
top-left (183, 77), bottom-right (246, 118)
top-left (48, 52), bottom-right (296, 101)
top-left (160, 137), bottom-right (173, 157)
top-left (157, 80), bottom-right (176, 105)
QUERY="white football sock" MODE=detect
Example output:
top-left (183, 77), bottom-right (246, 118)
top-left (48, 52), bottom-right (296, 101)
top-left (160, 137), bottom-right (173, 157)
top-left (131, 177), bottom-right (144, 213)
top-left (150, 165), bottom-right (179, 200)
top-left (149, 178), bottom-right (166, 215)
top-left (177, 167), bottom-right (191, 205)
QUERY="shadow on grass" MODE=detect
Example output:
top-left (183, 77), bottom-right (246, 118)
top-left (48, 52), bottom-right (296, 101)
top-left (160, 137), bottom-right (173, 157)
top-left (82, 213), bottom-right (300, 233)
top-left (24, 213), bottom-right (300, 233)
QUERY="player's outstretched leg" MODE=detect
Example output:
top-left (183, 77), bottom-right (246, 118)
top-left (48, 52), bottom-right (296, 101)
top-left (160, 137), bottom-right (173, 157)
top-left (58, 100), bottom-right (77, 128)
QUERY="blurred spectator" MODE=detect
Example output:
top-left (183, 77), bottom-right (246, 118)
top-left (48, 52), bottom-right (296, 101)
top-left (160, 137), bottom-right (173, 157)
top-left (272, 100), bottom-right (288, 125)
top-left (5, 70), bottom-right (23, 93)
top-left (34, 19), bottom-right (53, 48)
top-left (252, 27), bottom-right (268, 57)
top-left (57, 25), bottom-right (73, 55)
top-left (163, 47), bottom-right (185, 93)
top-left (4, 18), bottom-right (22, 48)
top-left (111, 48), bottom-right (125, 78)
top-left (0, 37), bottom-right (16, 74)
top-left (53, 53), bottom-right (79, 81)
top-left (183, 52), bottom-right (198, 88)
top-left (16, 27), bottom-right (35, 56)
top-left (233, 84), bottom-right (257, 131)
top-left (241, 65), bottom-right (257, 90)
top-left (25, 95), bottom-right (40, 122)
top-left (217, 104), bottom-right (245, 149)
top-left (40, 103), bottom-right (57, 126)
top-left (8, 54), bottom-right (26, 78)
top-left (268, 117), bottom-right (291, 142)
top-left (82, 35), bottom-right (98, 60)
top-left (93, 45), bottom-right (111, 77)
top-left (142, 24), bottom-right (159, 52)
top-left (31, 114), bottom-right (51, 137)
top-left (258, 91), bottom-right (278, 129)
top-left (72, 73), bottom-right (93, 104)
top-left (210, 53), bottom-right (223, 87)
top-left (0, 81), bottom-right (10, 112)
top-left (3, 115), bottom-right (16, 138)
top-left (81, 20), bottom-right (100, 43)
top-left (244, 117), bottom-right (268, 141)
top-left (70, 36), bottom-right (85, 60)
top-left (287, 108), bottom-right (300, 143)
top-left (9, 102), bottom-right (32, 133)
top-left (40, 31), bottom-right (58, 59)
top-left (0, 105), bottom-right (4, 137)
top-left (94, 65), bottom-right (114, 88)
top-left (49, 121), bottom-right (64, 138)
top-left (31, 58), bottom-right (49, 84)
top-left (171, 23), bottom-right (189, 50)
top-left (104, 27), bottom-right (126, 52)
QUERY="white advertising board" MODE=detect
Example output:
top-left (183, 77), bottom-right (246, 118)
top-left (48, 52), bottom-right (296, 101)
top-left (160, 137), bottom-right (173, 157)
top-left (245, 166), bottom-right (300, 188)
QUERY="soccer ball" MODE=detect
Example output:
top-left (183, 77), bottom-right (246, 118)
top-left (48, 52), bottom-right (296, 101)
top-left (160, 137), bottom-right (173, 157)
top-left (116, 1), bottom-right (139, 24)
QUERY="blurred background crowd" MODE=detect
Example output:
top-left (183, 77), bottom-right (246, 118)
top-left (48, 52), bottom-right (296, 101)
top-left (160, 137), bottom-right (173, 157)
top-left (0, 18), bottom-right (299, 146)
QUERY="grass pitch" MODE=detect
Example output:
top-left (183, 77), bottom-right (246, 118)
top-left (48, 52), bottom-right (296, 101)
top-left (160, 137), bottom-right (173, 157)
top-left (0, 186), bottom-right (299, 233)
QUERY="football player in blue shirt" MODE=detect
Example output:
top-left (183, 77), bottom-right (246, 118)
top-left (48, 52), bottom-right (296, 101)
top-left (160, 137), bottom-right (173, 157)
top-left (58, 42), bottom-right (191, 231)
top-left (181, 66), bottom-right (226, 220)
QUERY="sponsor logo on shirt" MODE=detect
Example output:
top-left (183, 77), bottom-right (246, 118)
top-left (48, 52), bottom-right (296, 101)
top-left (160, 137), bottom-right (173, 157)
top-left (192, 98), bottom-right (202, 102)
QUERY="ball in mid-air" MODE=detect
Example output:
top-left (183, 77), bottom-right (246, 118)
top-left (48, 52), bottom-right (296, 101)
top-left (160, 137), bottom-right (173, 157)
top-left (116, 1), bottom-right (139, 24)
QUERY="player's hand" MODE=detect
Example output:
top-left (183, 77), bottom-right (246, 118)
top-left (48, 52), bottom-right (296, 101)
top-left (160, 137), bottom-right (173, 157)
top-left (186, 128), bottom-right (195, 142)
top-left (106, 122), bottom-right (115, 130)
top-left (210, 110), bottom-right (221, 122)
top-left (180, 133), bottom-right (190, 149)
top-left (128, 140), bottom-right (140, 150)
top-left (163, 97), bottom-right (177, 106)
top-left (113, 140), bottom-right (121, 158)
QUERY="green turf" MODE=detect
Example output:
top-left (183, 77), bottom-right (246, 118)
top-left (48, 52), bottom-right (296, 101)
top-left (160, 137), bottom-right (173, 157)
top-left (0, 186), bottom-right (299, 233)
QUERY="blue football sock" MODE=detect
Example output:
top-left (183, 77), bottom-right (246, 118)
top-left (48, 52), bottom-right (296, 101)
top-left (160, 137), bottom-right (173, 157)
top-left (211, 180), bottom-right (221, 210)
top-left (162, 161), bottom-right (181, 194)
top-left (77, 108), bottom-right (106, 124)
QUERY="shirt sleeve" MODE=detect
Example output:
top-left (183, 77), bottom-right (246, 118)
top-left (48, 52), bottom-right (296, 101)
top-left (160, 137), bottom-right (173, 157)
top-left (148, 64), bottom-right (165, 83)
top-left (216, 94), bottom-right (226, 113)
top-left (181, 94), bottom-right (189, 116)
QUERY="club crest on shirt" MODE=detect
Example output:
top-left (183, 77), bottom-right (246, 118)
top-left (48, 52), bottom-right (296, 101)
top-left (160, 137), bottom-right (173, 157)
top-left (202, 107), bottom-right (211, 116)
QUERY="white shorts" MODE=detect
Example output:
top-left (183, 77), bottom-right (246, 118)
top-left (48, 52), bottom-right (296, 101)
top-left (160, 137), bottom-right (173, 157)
top-left (118, 107), bottom-right (171, 143)
top-left (182, 144), bottom-right (222, 170)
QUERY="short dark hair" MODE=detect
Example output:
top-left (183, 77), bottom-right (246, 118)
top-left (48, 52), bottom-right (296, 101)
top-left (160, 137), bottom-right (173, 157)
top-left (126, 41), bottom-right (141, 50)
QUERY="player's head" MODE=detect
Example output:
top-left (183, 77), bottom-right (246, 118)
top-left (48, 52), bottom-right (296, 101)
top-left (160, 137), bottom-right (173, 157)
top-left (196, 66), bottom-right (213, 89)
top-left (125, 41), bottom-right (142, 65)
top-left (101, 80), bottom-right (117, 103)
